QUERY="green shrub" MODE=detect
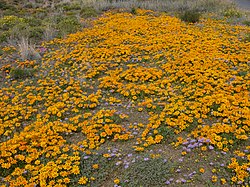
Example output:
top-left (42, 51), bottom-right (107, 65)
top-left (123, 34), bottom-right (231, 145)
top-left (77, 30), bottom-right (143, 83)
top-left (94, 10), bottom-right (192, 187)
top-left (0, 1), bottom-right (9, 10)
top-left (223, 8), bottom-right (241, 18)
top-left (34, 8), bottom-right (48, 19)
top-left (243, 20), bottom-right (250, 26)
top-left (244, 33), bottom-right (250, 42)
top-left (23, 3), bottom-right (33, 9)
top-left (0, 15), bottom-right (25, 30)
top-left (10, 68), bottom-right (35, 79)
top-left (24, 17), bottom-right (42, 27)
top-left (10, 22), bottom-right (30, 39)
top-left (0, 31), bottom-right (10, 43)
top-left (63, 3), bottom-right (81, 11)
top-left (131, 7), bottom-right (137, 15)
top-left (29, 26), bottom-right (44, 41)
top-left (56, 16), bottom-right (81, 37)
top-left (80, 7), bottom-right (98, 18)
top-left (179, 9), bottom-right (201, 23)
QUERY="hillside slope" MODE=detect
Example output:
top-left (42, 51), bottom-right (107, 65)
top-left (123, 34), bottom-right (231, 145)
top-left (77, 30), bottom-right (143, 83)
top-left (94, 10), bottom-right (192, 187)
top-left (0, 9), bottom-right (250, 187)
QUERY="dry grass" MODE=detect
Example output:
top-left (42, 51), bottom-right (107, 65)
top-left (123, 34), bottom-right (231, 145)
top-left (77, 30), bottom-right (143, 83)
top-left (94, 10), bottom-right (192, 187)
top-left (17, 37), bottom-right (41, 60)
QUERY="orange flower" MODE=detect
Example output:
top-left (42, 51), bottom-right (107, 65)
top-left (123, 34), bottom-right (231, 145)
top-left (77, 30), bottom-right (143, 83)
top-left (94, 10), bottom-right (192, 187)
top-left (199, 168), bottom-right (205, 173)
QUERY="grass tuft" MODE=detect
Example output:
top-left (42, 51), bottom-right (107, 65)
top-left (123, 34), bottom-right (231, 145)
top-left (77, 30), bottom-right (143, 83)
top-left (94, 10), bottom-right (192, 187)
top-left (10, 67), bottom-right (35, 79)
top-left (17, 37), bottom-right (41, 60)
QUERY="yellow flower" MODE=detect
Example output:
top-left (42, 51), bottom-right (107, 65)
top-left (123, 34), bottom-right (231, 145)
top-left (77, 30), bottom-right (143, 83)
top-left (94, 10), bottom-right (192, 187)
top-left (138, 107), bottom-right (143, 112)
top-left (231, 176), bottom-right (237, 183)
top-left (201, 146), bottom-right (207, 151)
top-left (78, 176), bottom-right (88, 185)
top-left (181, 151), bottom-right (187, 156)
top-left (103, 154), bottom-right (111, 158)
top-left (220, 178), bottom-right (226, 185)
top-left (211, 175), bottom-right (217, 182)
top-left (71, 165), bottom-right (80, 175)
top-left (114, 178), bottom-right (120, 184)
top-left (92, 164), bottom-right (99, 169)
top-left (63, 177), bottom-right (71, 183)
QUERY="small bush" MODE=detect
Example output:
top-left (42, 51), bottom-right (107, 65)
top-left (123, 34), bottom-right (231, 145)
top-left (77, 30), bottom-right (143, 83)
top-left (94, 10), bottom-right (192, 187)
top-left (10, 22), bottom-right (30, 39)
top-left (131, 7), bottom-right (137, 15)
top-left (179, 9), bottom-right (201, 23)
top-left (0, 1), bottom-right (9, 10)
top-left (0, 31), bottom-right (10, 43)
top-left (0, 15), bottom-right (25, 30)
top-left (10, 67), bottom-right (35, 79)
top-left (63, 3), bottom-right (81, 11)
top-left (24, 17), bottom-right (42, 27)
top-left (29, 26), bottom-right (44, 40)
top-left (243, 33), bottom-right (250, 42)
top-left (80, 7), bottom-right (98, 18)
top-left (56, 16), bottom-right (81, 37)
top-left (223, 8), bottom-right (241, 18)
top-left (242, 20), bottom-right (250, 26)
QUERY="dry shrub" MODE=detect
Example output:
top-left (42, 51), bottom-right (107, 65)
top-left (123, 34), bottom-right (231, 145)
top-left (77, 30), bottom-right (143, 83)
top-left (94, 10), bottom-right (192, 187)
top-left (17, 37), bottom-right (41, 60)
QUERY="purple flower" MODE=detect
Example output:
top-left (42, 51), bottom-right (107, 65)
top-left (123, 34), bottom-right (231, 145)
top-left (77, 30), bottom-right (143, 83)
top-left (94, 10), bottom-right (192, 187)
top-left (208, 145), bottom-right (214, 150)
top-left (144, 157), bottom-right (149, 161)
top-left (165, 181), bottom-right (171, 185)
top-left (182, 141), bottom-right (189, 145)
top-left (190, 139), bottom-right (196, 143)
top-left (198, 138), bottom-right (204, 143)
top-left (178, 158), bottom-right (183, 162)
top-left (193, 143), bottom-right (199, 147)
top-left (40, 47), bottom-right (46, 53)
top-left (176, 169), bottom-right (181, 173)
top-left (116, 161), bottom-right (122, 166)
top-left (176, 179), bottom-right (181, 183)
top-left (181, 179), bottom-right (187, 183)
top-left (206, 139), bottom-right (211, 143)
top-left (186, 148), bottom-right (191, 152)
